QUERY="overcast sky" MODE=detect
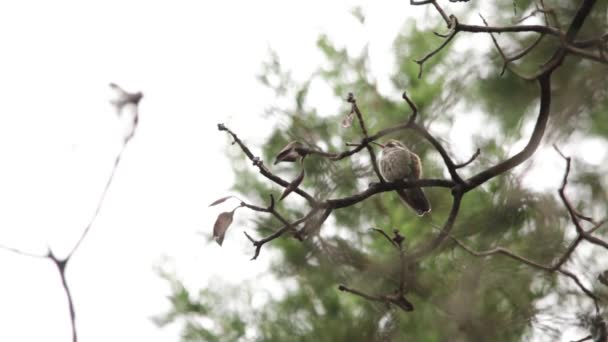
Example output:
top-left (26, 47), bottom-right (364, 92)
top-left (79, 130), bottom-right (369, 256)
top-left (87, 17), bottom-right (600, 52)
top-left (0, 1), bottom-right (415, 341)
top-left (0, 1), bottom-right (601, 341)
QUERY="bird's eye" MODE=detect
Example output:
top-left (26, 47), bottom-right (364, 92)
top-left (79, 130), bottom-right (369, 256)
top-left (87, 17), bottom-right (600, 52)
top-left (387, 143), bottom-right (394, 147)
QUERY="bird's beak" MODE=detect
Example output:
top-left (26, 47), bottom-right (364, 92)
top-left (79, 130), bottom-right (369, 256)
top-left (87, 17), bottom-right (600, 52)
top-left (371, 141), bottom-right (384, 148)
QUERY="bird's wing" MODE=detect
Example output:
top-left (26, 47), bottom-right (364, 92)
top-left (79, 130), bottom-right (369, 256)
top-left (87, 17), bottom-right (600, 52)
top-left (409, 152), bottom-right (422, 179)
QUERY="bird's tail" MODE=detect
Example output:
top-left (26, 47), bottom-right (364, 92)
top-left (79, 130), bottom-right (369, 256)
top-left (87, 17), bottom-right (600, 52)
top-left (396, 188), bottom-right (431, 216)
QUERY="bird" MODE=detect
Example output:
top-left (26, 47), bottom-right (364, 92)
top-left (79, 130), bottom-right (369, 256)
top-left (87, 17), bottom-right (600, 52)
top-left (378, 139), bottom-right (431, 215)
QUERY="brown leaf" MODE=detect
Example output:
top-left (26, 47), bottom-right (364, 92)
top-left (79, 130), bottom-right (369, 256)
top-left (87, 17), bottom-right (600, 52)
top-left (274, 141), bottom-right (303, 165)
top-left (208, 196), bottom-right (234, 207)
top-left (213, 211), bottom-right (235, 246)
top-left (279, 168), bottom-right (305, 201)
top-left (341, 112), bottom-right (355, 128)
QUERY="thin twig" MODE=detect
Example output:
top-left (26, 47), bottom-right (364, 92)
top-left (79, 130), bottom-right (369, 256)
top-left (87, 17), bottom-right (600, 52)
top-left (347, 93), bottom-right (385, 182)
top-left (555, 146), bottom-right (608, 251)
top-left (454, 148), bottom-right (481, 169)
top-left (0, 244), bottom-right (47, 259)
top-left (410, 192), bottom-right (463, 259)
top-left (48, 250), bottom-right (77, 342)
top-left (338, 284), bottom-right (414, 312)
top-left (448, 234), bottom-right (600, 312)
top-left (415, 16), bottom-right (458, 79)
top-left (67, 143), bottom-right (128, 260)
top-left (370, 228), bottom-right (398, 248)
top-left (218, 124), bottom-right (317, 204)
top-left (243, 208), bottom-right (323, 260)
top-left (479, 13), bottom-right (536, 80)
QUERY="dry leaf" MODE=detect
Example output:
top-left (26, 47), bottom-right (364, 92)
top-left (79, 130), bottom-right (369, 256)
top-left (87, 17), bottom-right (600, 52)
top-left (213, 211), bottom-right (235, 246)
top-left (208, 196), bottom-right (234, 207)
top-left (274, 141), bottom-right (303, 164)
top-left (280, 168), bottom-right (305, 201)
top-left (341, 112), bottom-right (355, 128)
top-left (109, 83), bottom-right (143, 114)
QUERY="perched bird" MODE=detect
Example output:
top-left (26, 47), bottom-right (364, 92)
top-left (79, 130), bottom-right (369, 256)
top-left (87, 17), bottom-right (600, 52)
top-left (378, 139), bottom-right (431, 215)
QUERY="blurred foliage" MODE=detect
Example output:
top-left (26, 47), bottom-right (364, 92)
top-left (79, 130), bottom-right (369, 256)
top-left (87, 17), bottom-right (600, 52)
top-left (158, 2), bottom-right (608, 341)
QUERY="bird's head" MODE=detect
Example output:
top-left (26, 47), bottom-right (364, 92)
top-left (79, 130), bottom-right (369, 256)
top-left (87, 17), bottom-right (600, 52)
top-left (383, 139), bottom-right (406, 149)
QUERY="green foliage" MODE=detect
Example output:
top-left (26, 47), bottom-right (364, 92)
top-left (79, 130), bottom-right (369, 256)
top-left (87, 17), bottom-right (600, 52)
top-left (158, 3), bottom-right (608, 341)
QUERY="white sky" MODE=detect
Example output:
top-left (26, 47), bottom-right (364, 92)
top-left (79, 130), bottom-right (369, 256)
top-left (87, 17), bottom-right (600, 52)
top-left (0, 1), bottom-right (601, 341)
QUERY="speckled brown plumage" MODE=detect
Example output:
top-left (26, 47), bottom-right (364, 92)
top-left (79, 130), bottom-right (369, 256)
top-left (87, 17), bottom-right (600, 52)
top-left (379, 139), bottom-right (430, 215)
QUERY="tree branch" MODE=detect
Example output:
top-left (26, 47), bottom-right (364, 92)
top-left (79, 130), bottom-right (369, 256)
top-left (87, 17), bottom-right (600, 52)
top-left (242, 207), bottom-right (325, 260)
top-left (218, 123), bottom-right (317, 205)
top-left (564, 0), bottom-right (598, 41)
top-left (464, 73), bottom-right (552, 191)
top-left (48, 250), bottom-right (77, 342)
top-left (409, 191), bottom-right (463, 259)
top-left (324, 178), bottom-right (454, 210)
top-left (454, 148), bottom-right (481, 169)
top-left (0, 83), bottom-right (142, 342)
top-left (448, 235), bottom-right (600, 312)
top-left (338, 284), bottom-right (414, 312)
top-left (347, 93), bottom-right (384, 182)
top-left (555, 146), bottom-right (608, 251)
top-left (415, 15), bottom-right (458, 79)
top-left (67, 143), bottom-right (129, 260)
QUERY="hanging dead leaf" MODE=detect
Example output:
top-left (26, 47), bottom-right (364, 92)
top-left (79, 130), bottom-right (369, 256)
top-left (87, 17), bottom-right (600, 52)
top-left (274, 141), bottom-right (303, 164)
top-left (279, 167), bottom-right (305, 201)
top-left (213, 211), bottom-right (235, 246)
top-left (208, 196), bottom-right (235, 207)
top-left (341, 112), bottom-right (355, 128)
top-left (109, 83), bottom-right (143, 114)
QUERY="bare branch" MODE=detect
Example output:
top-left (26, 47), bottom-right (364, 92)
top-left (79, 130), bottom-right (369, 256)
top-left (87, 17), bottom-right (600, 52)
top-left (555, 147), bottom-right (608, 251)
top-left (325, 178), bottom-right (454, 210)
top-left (430, 1), bottom-right (451, 26)
top-left (218, 123), bottom-right (317, 204)
top-left (456, 22), bottom-right (562, 37)
top-left (496, 33), bottom-right (546, 77)
top-left (338, 284), bottom-right (414, 312)
top-left (564, 43), bottom-right (608, 64)
top-left (479, 13), bottom-right (537, 80)
top-left (558, 269), bottom-right (600, 313)
top-left (564, 0), bottom-right (598, 41)
top-left (464, 74), bottom-right (552, 191)
top-left (409, 192), bottom-right (463, 259)
top-left (347, 93), bottom-right (384, 182)
top-left (244, 228), bottom-right (289, 261)
top-left (47, 250), bottom-right (77, 342)
top-left (409, 122), bottom-right (465, 184)
top-left (338, 284), bottom-right (390, 304)
top-left (574, 32), bottom-right (608, 48)
top-left (68, 84), bottom-right (142, 260)
top-left (588, 218), bottom-right (607, 235)
top-left (0, 244), bottom-right (47, 259)
top-left (454, 148), bottom-right (481, 169)
top-left (415, 16), bottom-right (458, 79)
top-left (242, 207), bottom-right (324, 260)
top-left (401, 91), bottom-right (418, 124)
top-left (240, 195), bottom-right (304, 239)
top-left (448, 235), bottom-right (600, 311)
top-left (67, 143), bottom-right (129, 260)
top-left (370, 228), bottom-right (398, 248)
